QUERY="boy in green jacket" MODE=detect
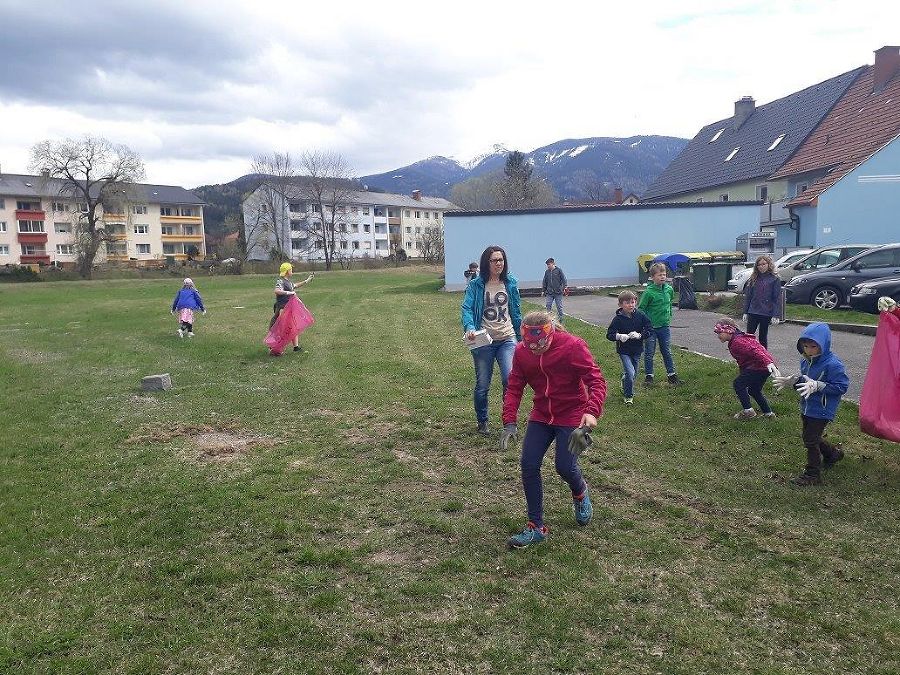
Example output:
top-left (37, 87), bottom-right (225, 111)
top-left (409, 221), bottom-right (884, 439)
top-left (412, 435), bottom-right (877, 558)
top-left (638, 263), bottom-right (681, 386)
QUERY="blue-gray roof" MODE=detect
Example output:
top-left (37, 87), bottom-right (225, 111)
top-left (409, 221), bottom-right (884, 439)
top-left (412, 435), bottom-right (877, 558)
top-left (0, 173), bottom-right (203, 204)
top-left (643, 67), bottom-right (865, 200)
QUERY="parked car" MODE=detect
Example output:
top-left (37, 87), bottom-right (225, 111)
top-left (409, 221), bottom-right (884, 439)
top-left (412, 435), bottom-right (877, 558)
top-left (848, 276), bottom-right (900, 314)
top-left (784, 244), bottom-right (900, 309)
top-left (776, 244), bottom-right (874, 284)
top-left (727, 249), bottom-right (813, 292)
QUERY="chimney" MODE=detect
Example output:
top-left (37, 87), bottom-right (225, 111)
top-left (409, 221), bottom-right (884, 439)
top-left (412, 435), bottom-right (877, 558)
top-left (873, 45), bottom-right (900, 93)
top-left (614, 187), bottom-right (624, 205)
top-left (733, 96), bottom-right (755, 130)
top-left (411, 189), bottom-right (421, 201)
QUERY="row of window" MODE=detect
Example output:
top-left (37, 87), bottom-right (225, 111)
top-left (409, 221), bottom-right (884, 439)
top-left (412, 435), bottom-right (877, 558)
top-left (3, 200), bottom-right (196, 217)
top-left (2, 244), bottom-right (75, 256)
top-left (286, 202), bottom-right (442, 220)
top-left (0, 221), bottom-right (180, 235)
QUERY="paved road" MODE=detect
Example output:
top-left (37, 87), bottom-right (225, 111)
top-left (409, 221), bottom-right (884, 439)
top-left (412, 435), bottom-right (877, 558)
top-left (552, 294), bottom-right (875, 402)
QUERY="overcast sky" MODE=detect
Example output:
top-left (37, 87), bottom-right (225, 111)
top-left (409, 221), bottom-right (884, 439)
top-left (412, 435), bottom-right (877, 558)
top-left (0, 0), bottom-right (898, 188)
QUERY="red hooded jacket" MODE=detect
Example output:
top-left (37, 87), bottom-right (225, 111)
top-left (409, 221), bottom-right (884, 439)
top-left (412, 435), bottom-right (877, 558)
top-left (727, 332), bottom-right (775, 372)
top-left (502, 331), bottom-right (606, 427)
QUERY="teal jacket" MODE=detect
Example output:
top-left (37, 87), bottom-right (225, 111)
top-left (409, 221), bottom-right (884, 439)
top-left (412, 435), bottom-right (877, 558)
top-left (461, 275), bottom-right (522, 341)
top-left (638, 282), bottom-right (674, 328)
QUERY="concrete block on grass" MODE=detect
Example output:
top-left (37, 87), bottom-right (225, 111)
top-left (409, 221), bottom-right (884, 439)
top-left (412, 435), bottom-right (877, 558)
top-left (141, 373), bottom-right (173, 391)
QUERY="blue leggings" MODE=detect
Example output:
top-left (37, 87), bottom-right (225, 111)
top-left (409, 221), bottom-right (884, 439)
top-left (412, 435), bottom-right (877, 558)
top-left (520, 421), bottom-right (587, 528)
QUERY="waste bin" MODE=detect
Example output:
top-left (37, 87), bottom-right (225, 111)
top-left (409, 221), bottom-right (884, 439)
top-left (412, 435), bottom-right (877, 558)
top-left (674, 276), bottom-right (698, 310)
top-left (691, 262), bottom-right (733, 292)
top-left (636, 253), bottom-right (659, 283)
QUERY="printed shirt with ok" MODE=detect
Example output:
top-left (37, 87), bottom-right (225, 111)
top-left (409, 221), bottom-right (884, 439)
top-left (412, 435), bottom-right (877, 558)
top-left (482, 280), bottom-right (515, 341)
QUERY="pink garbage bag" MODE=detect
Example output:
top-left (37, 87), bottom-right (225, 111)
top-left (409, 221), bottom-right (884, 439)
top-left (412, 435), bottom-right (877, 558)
top-left (264, 295), bottom-right (315, 355)
top-left (859, 310), bottom-right (900, 442)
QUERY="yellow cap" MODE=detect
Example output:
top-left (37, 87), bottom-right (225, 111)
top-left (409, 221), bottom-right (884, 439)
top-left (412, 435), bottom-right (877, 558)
top-left (279, 262), bottom-right (292, 276)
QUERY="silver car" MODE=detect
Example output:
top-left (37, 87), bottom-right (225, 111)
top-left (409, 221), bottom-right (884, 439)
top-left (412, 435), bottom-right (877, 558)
top-left (776, 245), bottom-right (875, 284)
top-left (727, 249), bottom-right (813, 292)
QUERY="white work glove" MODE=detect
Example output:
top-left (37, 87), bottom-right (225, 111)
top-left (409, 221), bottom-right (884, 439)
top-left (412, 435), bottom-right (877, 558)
top-left (202, 310), bottom-right (207, 315)
top-left (628, 331), bottom-right (642, 340)
top-left (767, 363), bottom-right (782, 378)
top-left (615, 333), bottom-right (630, 343)
top-left (771, 318), bottom-right (780, 325)
top-left (499, 424), bottom-right (519, 451)
top-left (796, 378), bottom-right (825, 399)
top-left (878, 296), bottom-right (897, 312)
top-left (742, 314), bottom-right (748, 323)
top-left (773, 374), bottom-right (800, 393)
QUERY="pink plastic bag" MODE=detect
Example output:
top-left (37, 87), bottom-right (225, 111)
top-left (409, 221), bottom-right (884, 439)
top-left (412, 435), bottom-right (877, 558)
top-left (264, 295), bottom-right (315, 355)
top-left (859, 310), bottom-right (900, 442)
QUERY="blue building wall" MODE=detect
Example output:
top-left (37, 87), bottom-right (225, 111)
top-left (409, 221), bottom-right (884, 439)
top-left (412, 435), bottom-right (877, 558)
top-left (794, 205), bottom-right (818, 248)
top-left (814, 135), bottom-right (900, 247)
top-left (444, 203), bottom-right (760, 290)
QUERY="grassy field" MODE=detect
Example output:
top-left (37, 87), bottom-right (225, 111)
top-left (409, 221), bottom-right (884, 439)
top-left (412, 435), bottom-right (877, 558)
top-left (2, 269), bottom-right (899, 674)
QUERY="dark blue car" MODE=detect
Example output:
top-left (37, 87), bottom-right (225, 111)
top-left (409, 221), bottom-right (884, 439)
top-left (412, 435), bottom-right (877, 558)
top-left (849, 276), bottom-right (900, 314)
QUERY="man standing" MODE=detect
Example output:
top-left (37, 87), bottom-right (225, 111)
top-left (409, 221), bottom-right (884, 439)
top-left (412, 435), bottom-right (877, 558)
top-left (542, 257), bottom-right (567, 322)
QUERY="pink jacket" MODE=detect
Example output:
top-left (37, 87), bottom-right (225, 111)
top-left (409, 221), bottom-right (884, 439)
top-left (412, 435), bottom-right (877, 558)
top-left (503, 331), bottom-right (606, 427)
top-left (728, 332), bottom-right (775, 372)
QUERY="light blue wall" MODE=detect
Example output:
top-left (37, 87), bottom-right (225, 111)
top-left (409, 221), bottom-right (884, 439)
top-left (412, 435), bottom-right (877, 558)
top-left (794, 205), bottom-right (818, 248)
top-left (444, 204), bottom-right (760, 290)
top-left (814, 135), bottom-right (900, 247)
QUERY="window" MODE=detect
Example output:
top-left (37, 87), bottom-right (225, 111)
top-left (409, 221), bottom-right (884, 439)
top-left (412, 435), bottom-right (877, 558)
top-left (0, 245), bottom-right (8, 255)
top-left (340, 241), bottom-right (348, 250)
top-left (180, 207), bottom-right (194, 217)
top-left (364, 224), bottom-right (371, 233)
top-left (388, 209), bottom-right (398, 218)
top-left (404, 210), bottom-right (410, 217)
top-left (415, 227), bottom-right (421, 234)
top-left (339, 223), bottom-right (347, 233)
top-left (719, 194), bottom-right (729, 202)
top-left (795, 183), bottom-right (808, 197)
top-left (290, 220), bottom-right (303, 232)
top-left (767, 134), bottom-right (786, 152)
top-left (415, 211), bottom-right (421, 218)
top-left (709, 128), bottom-right (725, 143)
top-left (106, 241), bottom-right (127, 255)
top-left (18, 220), bottom-right (45, 233)
top-left (183, 226), bottom-right (196, 235)
top-left (351, 206), bottom-right (358, 214)
top-left (351, 224), bottom-right (359, 233)
top-left (0, 222), bottom-right (6, 232)
top-left (55, 222), bottom-right (71, 233)
top-left (433, 212), bottom-right (439, 219)
top-left (56, 244), bottom-right (75, 255)
top-left (161, 225), bottom-right (175, 235)
top-left (424, 212), bottom-right (430, 219)
top-left (53, 202), bottom-right (70, 213)
top-left (21, 244), bottom-right (47, 255)
top-left (163, 243), bottom-right (176, 254)
top-left (0, 199), bottom-right (4, 209)
top-left (132, 205), bottom-right (148, 214)
top-left (415, 241), bottom-right (421, 249)
top-left (363, 207), bottom-right (370, 215)
top-left (364, 241), bottom-right (371, 250)
top-left (803, 250), bottom-right (840, 270)
top-left (77, 203), bottom-right (88, 213)
top-left (17, 200), bottom-right (41, 210)
top-left (724, 147), bottom-right (740, 162)
top-left (315, 240), bottom-right (324, 249)
top-left (353, 241), bottom-right (360, 249)
top-left (854, 249), bottom-right (897, 269)
top-left (289, 202), bottom-right (302, 213)
top-left (336, 205), bottom-right (345, 213)
top-left (136, 243), bottom-right (151, 254)
top-left (133, 224), bottom-right (149, 234)
top-left (755, 185), bottom-right (768, 201)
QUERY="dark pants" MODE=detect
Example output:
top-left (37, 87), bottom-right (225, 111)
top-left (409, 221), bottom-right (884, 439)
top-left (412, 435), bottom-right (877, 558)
top-left (733, 369), bottom-right (772, 413)
top-left (746, 314), bottom-right (772, 349)
top-left (520, 421), bottom-right (587, 528)
top-left (180, 321), bottom-right (193, 332)
top-left (801, 415), bottom-right (839, 475)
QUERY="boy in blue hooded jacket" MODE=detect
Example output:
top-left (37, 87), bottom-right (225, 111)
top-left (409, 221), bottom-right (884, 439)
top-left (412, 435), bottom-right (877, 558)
top-left (773, 322), bottom-right (850, 485)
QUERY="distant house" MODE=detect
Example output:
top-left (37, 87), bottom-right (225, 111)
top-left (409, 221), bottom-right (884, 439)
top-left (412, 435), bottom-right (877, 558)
top-left (766, 46), bottom-right (900, 248)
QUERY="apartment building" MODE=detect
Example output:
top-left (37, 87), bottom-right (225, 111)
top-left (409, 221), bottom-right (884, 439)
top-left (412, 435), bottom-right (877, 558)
top-left (242, 184), bottom-right (456, 261)
top-left (0, 173), bottom-right (205, 267)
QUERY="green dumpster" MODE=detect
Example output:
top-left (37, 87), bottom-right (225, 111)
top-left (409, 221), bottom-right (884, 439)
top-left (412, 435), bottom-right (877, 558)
top-left (636, 253), bottom-right (659, 283)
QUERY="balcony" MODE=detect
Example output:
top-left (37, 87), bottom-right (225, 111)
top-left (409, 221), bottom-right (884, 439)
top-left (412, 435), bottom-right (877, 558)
top-left (103, 213), bottom-right (126, 222)
top-left (387, 217), bottom-right (401, 226)
top-left (17, 232), bottom-right (48, 244)
top-left (20, 254), bottom-right (51, 265)
top-left (15, 209), bottom-right (45, 221)
top-left (760, 199), bottom-right (792, 226)
top-left (161, 233), bottom-right (204, 242)
top-left (374, 232), bottom-right (388, 239)
top-left (373, 216), bottom-right (388, 224)
top-left (160, 214), bottom-right (202, 222)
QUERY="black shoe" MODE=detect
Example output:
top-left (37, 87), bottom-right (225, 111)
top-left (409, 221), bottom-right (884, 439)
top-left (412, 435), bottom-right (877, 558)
top-left (790, 472), bottom-right (823, 486)
top-left (823, 449), bottom-right (845, 470)
top-left (667, 374), bottom-right (682, 386)
top-left (476, 421), bottom-right (489, 435)
top-left (644, 375), bottom-right (655, 386)
top-left (293, 345), bottom-right (303, 352)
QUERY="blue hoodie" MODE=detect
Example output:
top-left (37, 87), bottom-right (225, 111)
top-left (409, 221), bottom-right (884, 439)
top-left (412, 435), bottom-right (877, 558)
top-left (460, 274), bottom-right (522, 341)
top-left (172, 287), bottom-right (205, 312)
top-left (796, 322), bottom-right (849, 420)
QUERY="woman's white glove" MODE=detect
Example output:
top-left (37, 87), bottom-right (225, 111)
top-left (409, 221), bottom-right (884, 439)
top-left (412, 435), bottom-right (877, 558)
top-left (796, 378), bottom-right (825, 399)
top-left (742, 314), bottom-right (748, 323)
top-left (767, 363), bottom-right (782, 378)
top-left (628, 331), bottom-right (642, 340)
top-left (773, 374), bottom-right (800, 392)
top-left (615, 333), bottom-right (630, 342)
top-left (771, 318), bottom-right (780, 325)
top-left (878, 296), bottom-right (897, 312)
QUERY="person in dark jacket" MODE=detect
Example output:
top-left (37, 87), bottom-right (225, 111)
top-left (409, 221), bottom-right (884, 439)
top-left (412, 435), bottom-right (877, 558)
top-left (773, 322), bottom-right (851, 485)
top-left (500, 310), bottom-right (606, 549)
top-left (742, 255), bottom-right (782, 348)
top-left (170, 277), bottom-right (205, 337)
top-left (606, 290), bottom-right (652, 404)
top-left (713, 317), bottom-right (780, 420)
top-left (541, 258), bottom-right (567, 322)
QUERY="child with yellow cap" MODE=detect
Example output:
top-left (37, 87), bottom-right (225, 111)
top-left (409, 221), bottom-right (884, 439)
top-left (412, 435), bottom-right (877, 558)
top-left (271, 263), bottom-right (313, 353)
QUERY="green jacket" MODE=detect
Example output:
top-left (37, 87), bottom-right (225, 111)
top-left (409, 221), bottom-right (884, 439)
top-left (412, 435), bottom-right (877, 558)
top-left (638, 282), bottom-right (673, 328)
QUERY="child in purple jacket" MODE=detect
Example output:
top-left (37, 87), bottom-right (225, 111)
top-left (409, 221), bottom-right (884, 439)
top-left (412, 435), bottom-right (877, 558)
top-left (171, 278), bottom-right (206, 338)
top-left (714, 317), bottom-right (780, 420)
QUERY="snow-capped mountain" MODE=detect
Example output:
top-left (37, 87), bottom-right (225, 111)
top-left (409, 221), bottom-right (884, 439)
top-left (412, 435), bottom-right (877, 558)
top-left (360, 135), bottom-right (688, 200)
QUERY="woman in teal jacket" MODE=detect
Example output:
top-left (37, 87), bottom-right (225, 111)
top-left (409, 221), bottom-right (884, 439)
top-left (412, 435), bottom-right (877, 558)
top-left (461, 245), bottom-right (522, 435)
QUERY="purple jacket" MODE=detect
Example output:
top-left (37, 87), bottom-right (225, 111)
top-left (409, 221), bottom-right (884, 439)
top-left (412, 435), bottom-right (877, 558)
top-left (744, 273), bottom-right (781, 318)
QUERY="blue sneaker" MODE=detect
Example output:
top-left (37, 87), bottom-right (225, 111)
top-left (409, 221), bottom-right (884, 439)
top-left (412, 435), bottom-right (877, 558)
top-left (574, 491), bottom-right (593, 526)
top-left (507, 522), bottom-right (548, 549)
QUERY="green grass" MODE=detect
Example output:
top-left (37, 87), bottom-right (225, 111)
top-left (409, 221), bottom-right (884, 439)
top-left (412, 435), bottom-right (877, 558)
top-left (785, 304), bottom-right (879, 326)
top-left (2, 269), bottom-right (900, 674)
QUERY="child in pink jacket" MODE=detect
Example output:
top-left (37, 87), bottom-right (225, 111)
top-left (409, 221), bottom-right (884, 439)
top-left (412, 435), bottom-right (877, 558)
top-left (714, 317), bottom-right (781, 420)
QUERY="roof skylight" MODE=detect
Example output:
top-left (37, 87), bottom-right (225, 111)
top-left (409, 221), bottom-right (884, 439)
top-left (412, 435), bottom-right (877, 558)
top-left (724, 147), bottom-right (740, 162)
top-left (709, 128), bottom-right (725, 143)
top-left (767, 134), bottom-right (786, 151)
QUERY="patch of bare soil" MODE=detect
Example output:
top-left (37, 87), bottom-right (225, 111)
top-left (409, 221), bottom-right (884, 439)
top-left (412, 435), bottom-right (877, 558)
top-left (126, 422), bottom-right (280, 463)
top-left (6, 348), bottom-right (62, 364)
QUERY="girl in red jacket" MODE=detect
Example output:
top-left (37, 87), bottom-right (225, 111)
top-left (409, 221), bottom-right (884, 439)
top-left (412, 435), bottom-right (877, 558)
top-left (500, 310), bottom-right (606, 549)
top-left (714, 317), bottom-right (781, 420)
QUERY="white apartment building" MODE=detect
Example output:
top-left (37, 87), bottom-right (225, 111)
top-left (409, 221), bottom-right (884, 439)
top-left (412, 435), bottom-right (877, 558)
top-left (0, 173), bottom-right (205, 267)
top-left (242, 185), bottom-right (456, 261)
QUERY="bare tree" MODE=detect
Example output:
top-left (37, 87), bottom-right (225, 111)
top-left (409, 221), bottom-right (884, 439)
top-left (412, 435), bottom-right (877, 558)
top-left (450, 172), bottom-right (501, 211)
top-left (570, 169), bottom-right (612, 203)
top-left (419, 226), bottom-right (444, 263)
top-left (295, 151), bottom-right (356, 271)
top-left (248, 152), bottom-right (303, 261)
top-left (30, 136), bottom-right (145, 278)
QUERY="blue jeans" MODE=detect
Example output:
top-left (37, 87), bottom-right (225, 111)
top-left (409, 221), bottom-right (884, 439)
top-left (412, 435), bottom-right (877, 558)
top-left (545, 293), bottom-right (564, 320)
top-left (521, 421), bottom-right (587, 528)
top-left (472, 338), bottom-right (516, 424)
top-left (643, 326), bottom-right (675, 378)
top-left (619, 353), bottom-right (640, 398)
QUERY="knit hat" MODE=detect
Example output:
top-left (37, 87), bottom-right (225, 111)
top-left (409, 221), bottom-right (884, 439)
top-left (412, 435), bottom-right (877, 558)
top-left (714, 321), bottom-right (738, 335)
top-left (183, 278), bottom-right (194, 286)
top-left (279, 262), bottom-right (293, 276)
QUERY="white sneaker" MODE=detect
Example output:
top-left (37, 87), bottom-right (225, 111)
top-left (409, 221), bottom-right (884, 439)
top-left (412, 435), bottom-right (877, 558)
top-left (177, 329), bottom-right (184, 338)
top-left (624, 398), bottom-right (634, 405)
top-left (187, 332), bottom-right (195, 338)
